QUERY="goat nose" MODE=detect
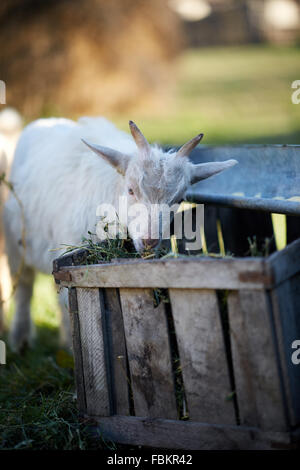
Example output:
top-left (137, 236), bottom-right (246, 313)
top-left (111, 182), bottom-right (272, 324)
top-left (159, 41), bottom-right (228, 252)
top-left (142, 238), bottom-right (159, 249)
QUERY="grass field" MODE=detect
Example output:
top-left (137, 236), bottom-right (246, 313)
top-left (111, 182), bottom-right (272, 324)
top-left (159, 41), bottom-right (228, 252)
top-left (1, 45), bottom-right (299, 449)
top-left (116, 45), bottom-right (300, 145)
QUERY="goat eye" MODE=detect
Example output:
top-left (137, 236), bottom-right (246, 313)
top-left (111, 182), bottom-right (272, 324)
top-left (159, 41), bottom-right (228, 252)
top-left (128, 188), bottom-right (134, 196)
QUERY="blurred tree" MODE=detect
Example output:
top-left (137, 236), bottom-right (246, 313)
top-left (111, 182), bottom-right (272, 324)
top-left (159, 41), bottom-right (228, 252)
top-left (0, 0), bottom-right (182, 118)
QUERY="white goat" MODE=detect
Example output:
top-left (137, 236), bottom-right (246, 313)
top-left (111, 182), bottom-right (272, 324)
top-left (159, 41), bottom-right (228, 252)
top-left (4, 116), bottom-right (237, 352)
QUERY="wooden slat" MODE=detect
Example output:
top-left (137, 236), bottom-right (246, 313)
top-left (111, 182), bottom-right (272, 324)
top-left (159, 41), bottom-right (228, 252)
top-left (68, 287), bottom-right (86, 413)
top-left (76, 287), bottom-right (110, 416)
top-left (271, 275), bottom-right (300, 428)
top-left (119, 288), bottom-right (177, 419)
top-left (169, 289), bottom-right (236, 424)
top-left (91, 415), bottom-right (295, 450)
top-left (104, 288), bottom-right (130, 415)
top-left (227, 290), bottom-right (287, 431)
top-left (55, 257), bottom-right (272, 290)
top-left (226, 291), bottom-right (257, 427)
top-left (267, 238), bottom-right (300, 286)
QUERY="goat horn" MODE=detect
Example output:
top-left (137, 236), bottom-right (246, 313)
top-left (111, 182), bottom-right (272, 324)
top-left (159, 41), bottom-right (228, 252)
top-left (177, 133), bottom-right (204, 158)
top-left (129, 120), bottom-right (151, 156)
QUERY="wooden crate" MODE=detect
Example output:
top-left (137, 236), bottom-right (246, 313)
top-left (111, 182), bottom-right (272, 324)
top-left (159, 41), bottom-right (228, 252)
top-left (53, 239), bottom-right (300, 450)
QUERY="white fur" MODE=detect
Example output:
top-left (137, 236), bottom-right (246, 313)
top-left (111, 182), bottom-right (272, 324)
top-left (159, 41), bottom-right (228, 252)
top-left (5, 117), bottom-right (133, 273)
top-left (4, 116), bottom-right (237, 351)
top-left (4, 117), bottom-right (140, 350)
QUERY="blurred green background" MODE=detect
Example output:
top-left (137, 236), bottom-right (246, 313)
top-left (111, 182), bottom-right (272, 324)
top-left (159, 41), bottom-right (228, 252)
top-left (115, 45), bottom-right (300, 145)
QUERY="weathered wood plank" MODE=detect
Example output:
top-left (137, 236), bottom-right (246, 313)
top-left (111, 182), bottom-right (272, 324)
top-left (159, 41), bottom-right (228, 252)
top-left (91, 415), bottom-right (296, 450)
top-left (76, 287), bottom-right (111, 416)
top-left (119, 288), bottom-right (177, 419)
top-left (68, 287), bottom-right (86, 413)
top-left (103, 288), bottom-right (130, 416)
top-left (267, 238), bottom-right (300, 286)
top-left (271, 274), bottom-right (300, 428)
top-left (226, 291), bottom-right (257, 427)
top-left (169, 289), bottom-right (236, 424)
top-left (54, 257), bottom-right (272, 290)
top-left (227, 289), bottom-right (287, 431)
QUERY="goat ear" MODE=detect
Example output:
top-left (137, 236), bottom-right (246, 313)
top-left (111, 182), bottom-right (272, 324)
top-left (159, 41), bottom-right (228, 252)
top-left (191, 159), bottom-right (238, 184)
top-left (177, 133), bottom-right (204, 158)
top-left (82, 139), bottom-right (131, 175)
top-left (129, 120), bottom-right (151, 157)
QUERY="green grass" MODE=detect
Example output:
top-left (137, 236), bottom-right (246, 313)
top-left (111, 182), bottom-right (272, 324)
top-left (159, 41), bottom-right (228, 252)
top-left (114, 45), bottom-right (300, 145)
top-left (1, 44), bottom-right (298, 449)
top-left (1, 275), bottom-right (117, 450)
